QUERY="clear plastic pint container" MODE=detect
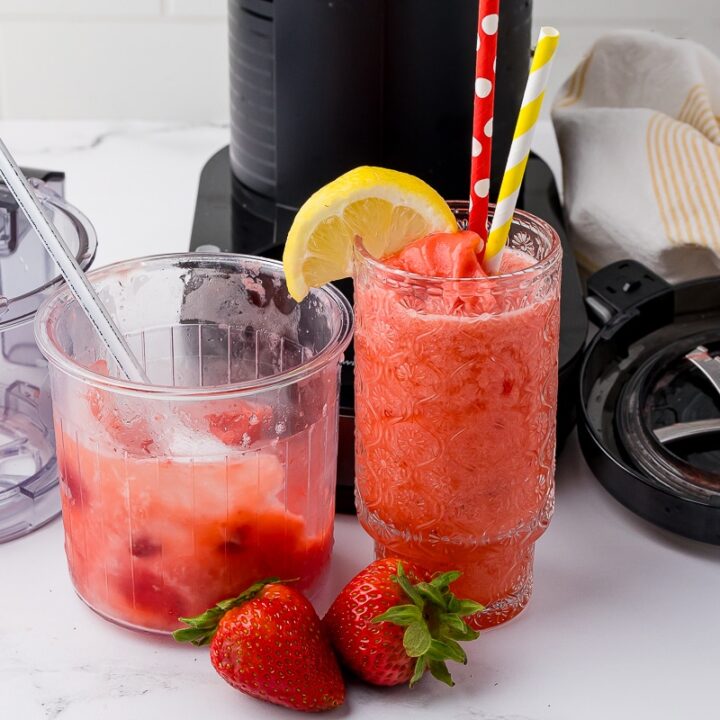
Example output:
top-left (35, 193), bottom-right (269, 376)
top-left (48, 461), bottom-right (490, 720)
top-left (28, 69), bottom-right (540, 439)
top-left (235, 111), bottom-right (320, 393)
top-left (35, 253), bottom-right (352, 633)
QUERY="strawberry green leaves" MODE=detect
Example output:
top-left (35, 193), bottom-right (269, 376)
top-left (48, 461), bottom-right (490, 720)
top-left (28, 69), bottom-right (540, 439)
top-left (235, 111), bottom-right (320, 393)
top-left (403, 622), bottom-right (433, 657)
top-left (173, 578), bottom-right (279, 646)
top-left (372, 562), bottom-right (484, 687)
top-left (373, 603), bottom-right (423, 627)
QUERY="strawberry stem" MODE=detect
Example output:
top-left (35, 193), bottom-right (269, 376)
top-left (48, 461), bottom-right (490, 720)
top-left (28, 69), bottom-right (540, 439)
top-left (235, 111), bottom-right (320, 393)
top-left (372, 562), bottom-right (484, 688)
top-left (173, 577), bottom-right (280, 646)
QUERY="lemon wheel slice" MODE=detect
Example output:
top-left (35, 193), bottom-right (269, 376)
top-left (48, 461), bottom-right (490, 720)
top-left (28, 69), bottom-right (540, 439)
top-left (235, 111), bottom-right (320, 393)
top-left (282, 166), bottom-right (457, 301)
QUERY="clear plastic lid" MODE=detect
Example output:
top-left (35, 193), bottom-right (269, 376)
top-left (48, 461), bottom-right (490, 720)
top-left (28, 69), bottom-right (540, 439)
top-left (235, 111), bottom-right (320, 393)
top-left (0, 179), bottom-right (96, 542)
top-left (0, 179), bottom-right (96, 331)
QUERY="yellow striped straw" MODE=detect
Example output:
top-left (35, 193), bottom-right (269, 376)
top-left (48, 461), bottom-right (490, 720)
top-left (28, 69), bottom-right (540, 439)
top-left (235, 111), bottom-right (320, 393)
top-left (484, 26), bottom-right (560, 273)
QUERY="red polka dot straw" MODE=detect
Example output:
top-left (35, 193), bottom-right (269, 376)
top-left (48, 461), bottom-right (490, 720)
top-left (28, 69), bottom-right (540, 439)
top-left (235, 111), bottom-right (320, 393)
top-left (469, 0), bottom-right (499, 242)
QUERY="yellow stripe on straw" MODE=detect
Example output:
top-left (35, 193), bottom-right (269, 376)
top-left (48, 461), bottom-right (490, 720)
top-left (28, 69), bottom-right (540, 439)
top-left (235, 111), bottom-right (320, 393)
top-left (485, 27), bottom-right (560, 272)
top-left (512, 92), bottom-right (546, 147)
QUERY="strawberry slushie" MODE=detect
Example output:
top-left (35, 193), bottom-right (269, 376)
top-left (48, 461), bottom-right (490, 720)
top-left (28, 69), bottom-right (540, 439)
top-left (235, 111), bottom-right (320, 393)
top-left (354, 208), bottom-right (562, 628)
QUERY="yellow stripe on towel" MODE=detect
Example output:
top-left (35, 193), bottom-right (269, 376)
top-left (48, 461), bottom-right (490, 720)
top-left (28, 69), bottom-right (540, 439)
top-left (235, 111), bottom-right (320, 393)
top-left (679, 85), bottom-right (720, 144)
top-left (647, 112), bottom-right (720, 251)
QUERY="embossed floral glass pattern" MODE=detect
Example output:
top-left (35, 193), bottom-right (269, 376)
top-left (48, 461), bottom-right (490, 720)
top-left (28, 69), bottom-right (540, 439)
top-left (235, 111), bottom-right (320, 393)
top-left (354, 206), bottom-right (562, 628)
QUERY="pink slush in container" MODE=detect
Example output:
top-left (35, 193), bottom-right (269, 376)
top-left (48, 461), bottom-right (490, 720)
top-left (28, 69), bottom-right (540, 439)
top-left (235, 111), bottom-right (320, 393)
top-left (35, 253), bottom-right (352, 633)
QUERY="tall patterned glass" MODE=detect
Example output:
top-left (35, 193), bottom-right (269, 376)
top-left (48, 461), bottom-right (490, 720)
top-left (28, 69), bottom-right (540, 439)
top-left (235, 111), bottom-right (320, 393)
top-left (354, 205), bottom-right (562, 628)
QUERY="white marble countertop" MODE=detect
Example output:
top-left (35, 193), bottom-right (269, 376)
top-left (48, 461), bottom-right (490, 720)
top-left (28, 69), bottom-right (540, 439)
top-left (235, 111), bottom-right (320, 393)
top-left (1, 121), bottom-right (719, 720)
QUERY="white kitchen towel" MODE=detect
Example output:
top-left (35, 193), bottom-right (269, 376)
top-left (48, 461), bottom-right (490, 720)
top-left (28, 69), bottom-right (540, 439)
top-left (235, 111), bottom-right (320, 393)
top-left (552, 30), bottom-right (720, 282)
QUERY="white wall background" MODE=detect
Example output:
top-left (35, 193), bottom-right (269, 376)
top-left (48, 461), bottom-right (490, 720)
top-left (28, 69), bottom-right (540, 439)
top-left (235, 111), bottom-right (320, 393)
top-left (0, 0), bottom-right (718, 122)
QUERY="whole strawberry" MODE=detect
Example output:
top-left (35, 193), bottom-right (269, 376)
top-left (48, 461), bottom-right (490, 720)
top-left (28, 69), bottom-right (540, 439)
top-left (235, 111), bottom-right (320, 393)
top-left (174, 580), bottom-right (345, 712)
top-left (323, 558), bottom-right (483, 687)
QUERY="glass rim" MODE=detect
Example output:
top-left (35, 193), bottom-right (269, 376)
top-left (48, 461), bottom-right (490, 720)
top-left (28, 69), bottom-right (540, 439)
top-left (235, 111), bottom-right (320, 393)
top-left (34, 252), bottom-right (354, 399)
top-left (354, 203), bottom-right (562, 286)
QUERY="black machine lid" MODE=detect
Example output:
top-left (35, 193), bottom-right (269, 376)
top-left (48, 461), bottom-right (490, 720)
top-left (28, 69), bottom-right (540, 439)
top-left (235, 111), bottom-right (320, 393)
top-left (579, 260), bottom-right (720, 544)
